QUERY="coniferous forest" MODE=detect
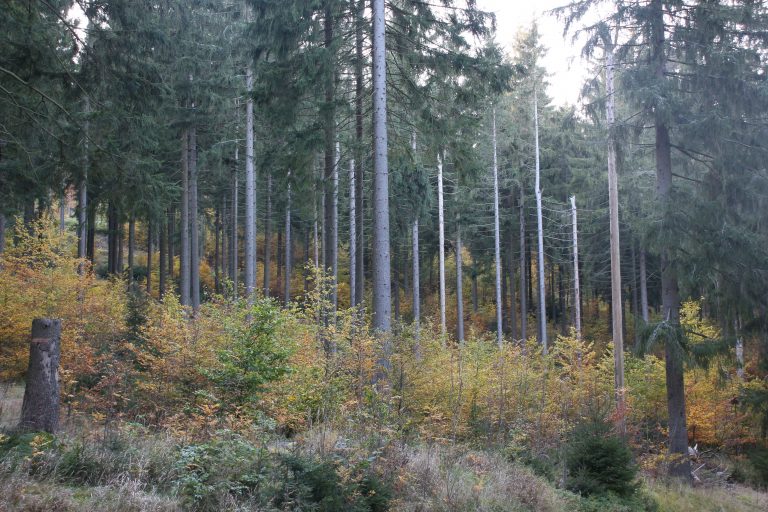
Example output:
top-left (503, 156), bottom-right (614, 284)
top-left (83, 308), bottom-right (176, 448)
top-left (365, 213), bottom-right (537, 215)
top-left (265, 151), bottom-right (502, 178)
top-left (2, 1), bottom-right (768, 510)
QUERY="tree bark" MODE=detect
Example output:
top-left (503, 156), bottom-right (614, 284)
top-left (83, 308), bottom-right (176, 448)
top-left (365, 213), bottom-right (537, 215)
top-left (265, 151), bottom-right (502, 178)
top-left (0, 214), bottom-right (5, 254)
top-left (639, 248), bottom-right (649, 323)
top-left (438, 152), bottom-right (447, 339)
top-left (264, 172), bottom-right (272, 296)
top-left (180, 130), bottom-right (191, 306)
top-left (652, 0), bottom-right (690, 480)
top-left (412, 217), bottom-right (420, 335)
top-left (571, 196), bottom-right (582, 338)
top-left (534, 91), bottom-right (547, 353)
top-left (231, 153), bottom-right (239, 298)
top-left (189, 125), bottom-right (200, 311)
top-left (285, 177), bottom-right (292, 304)
top-left (78, 97), bottom-right (89, 265)
top-left (244, 66), bottom-right (256, 303)
top-left (508, 232), bottom-right (518, 341)
top-left (606, 46), bottom-right (625, 434)
top-left (519, 190), bottom-right (528, 343)
top-left (160, 214), bottom-right (167, 298)
top-left (456, 223), bottom-right (465, 343)
top-left (19, 319), bottom-right (61, 433)
top-left (492, 108), bottom-right (503, 347)
top-left (350, 158), bottom-right (357, 306)
top-left (354, 0), bottom-right (365, 307)
top-left (168, 208), bottom-right (175, 280)
top-left (371, 0), bottom-right (391, 338)
top-left (147, 219), bottom-right (153, 294)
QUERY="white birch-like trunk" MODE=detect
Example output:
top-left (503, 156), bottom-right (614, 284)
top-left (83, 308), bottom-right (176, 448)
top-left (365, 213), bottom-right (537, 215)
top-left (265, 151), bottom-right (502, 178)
top-left (371, 0), bottom-right (391, 335)
top-left (571, 196), bottom-right (582, 338)
top-left (606, 47), bottom-right (625, 429)
top-left (492, 108), bottom-right (503, 347)
top-left (244, 66), bottom-right (256, 303)
top-left (438, 152), bottom-right (447, 340)
top-left (534, 90), bottom-right (547, 353)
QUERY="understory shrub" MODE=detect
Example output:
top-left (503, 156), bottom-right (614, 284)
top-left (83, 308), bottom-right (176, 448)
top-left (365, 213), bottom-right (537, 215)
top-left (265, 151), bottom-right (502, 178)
top-left (566, 421), bottom-right (638, 497)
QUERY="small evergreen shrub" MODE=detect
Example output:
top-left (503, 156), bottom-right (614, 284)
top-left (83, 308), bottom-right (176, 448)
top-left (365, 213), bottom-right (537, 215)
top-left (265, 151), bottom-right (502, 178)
top-left (566, 421), bottom-right (638, 497)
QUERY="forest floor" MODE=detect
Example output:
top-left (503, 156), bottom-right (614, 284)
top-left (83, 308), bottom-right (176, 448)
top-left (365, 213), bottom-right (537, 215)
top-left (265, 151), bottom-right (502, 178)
top-left (1, 385), bottom-right (767, 512)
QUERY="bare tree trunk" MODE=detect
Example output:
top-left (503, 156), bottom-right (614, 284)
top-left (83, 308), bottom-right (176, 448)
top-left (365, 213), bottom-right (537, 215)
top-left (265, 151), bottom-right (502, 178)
top-left (508, 233), bottom-right (518, 341)
top-left (128, 214), bottom-right (136, 283)
top-left (492, 108), bottom-right (503, 347)
top-left (354, 0), bottom-right (365, 307)
top-left (244, 66), bottom-right (256, 303)
top-left (438, 152), bottom-right (447, 340)
top-left (147, 219), bottom-right (153, 294)
top-left (189, 126), bottom-right (200, 311)
top-left (571, 196), bottom-right (582, 338)
top-left (264, 172), bottom-right (272, 296)
top-left (631, 240), bottom-right (639, 347)
top-left (606, 47), bottom-right (626, 434)
top-left (456, 222), bottom-right (464, 343)
top-left (213, 208), bottom-right (220, 294)
top-left (59, 190), bottom-right (66, 234)
top-left (160, 214), bottom-right (167, 298)
top-left (350, 159), bottom-right (356, 306)
top-left (639, 248), bottom-right (649, 323)
top-left (19, 319), bottom-right (61, 433)
top-left (412, 217), bottom-right (420, 335)
top-left (736, 315), bottom-right (744, 379)
top-left (393, 251), bottom-right (400, 323)
top-left (168, 208), bottom-right (175, 280)
top-left (519, 190), bottom-right (527, 342)
top-left (117, 223), bottom-right (123, 273)
top-left (231, 155), bottom-right (239, 298)
top-left (333, 142), bottom-right (339, 310)
top-left (652, 0), bottom-right (690, 480)
top-left (180, 130), bottom-right (191, 306)
top-left (285, 177), bottom-right (292, 304)
top-left (0, 214), bottom-right (5, 254)
top-left (371, 0), bottom-right (391, 339)
top-left (471, 263), bottom-right (478, 314)
top-left (78, 97), bottom-right (90, 265)
top-left (534, 91), bottom-right (547, 353)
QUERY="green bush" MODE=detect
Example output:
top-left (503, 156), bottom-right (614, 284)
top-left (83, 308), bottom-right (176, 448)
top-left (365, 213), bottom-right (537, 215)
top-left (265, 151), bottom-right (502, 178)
top-left (566, 421), bottom-right (638, 497)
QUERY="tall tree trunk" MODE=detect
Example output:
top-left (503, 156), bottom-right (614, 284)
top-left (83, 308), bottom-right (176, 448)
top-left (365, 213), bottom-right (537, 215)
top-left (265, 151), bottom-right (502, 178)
top-left (492, 108), bottom-right (503, 347)
top-left (213, 208), bottom-right (220, 294)
top-left (231, 154), bottom-right (239, 298)
top-left (508, 231), bottom-right (518, 341)
top-left (128, 216), bottom-right (136, 283)
top-left (168, 208), bottom-right (175, 280)
top-left (631, 240), bottom-right (639, 347)
top-left (277, 229), bottom-right (283, 299)
top-left (393, 251), bottom-right (400, 323)
top-left (323, 9), bottom-right (338, 318)
top-left (652, 0), bottom-right (690, 480)
top-left (354, 0), bottom-right (365, 307)
top-left (19, 319), bottom-right (61, 433)
top-left (571, 196), bottom-right (582, 338)
top-left (371, 0), bottom-right (391, 339)
top-left (78, 97), bottom-right (89, 265)
top-left (333, 142), bottom-right (339, 309)
top-left (0, 214), bottom-right (5, 254)
top-left (189, 126), bottom-right (200, 311)
top-left (519, 190), bottom-right (528, 342)
top-left (438, 152), bottom-right (447, 339)
top-left (639, 248), bottom-right (649, 323)
top-left (471, 263), bottom-right (478, 314)
top-left (735, 315), bottom-right (744, 379)
top-left (350, 158), bottom-right (357, 306)
top-left (264, 172), bottom-right (272, 296)
top-left (534, 91), bottom-right (547, 353)
top-left (180, 130), bottom-right (191, 306)
top-left (244, 66), bottom-right (256, 303)
top-left (59, 190), bottom-right (66, 234)
top-left (284, 177), bottom-right (292, 304)
top-left (86, 207), bottom-right (95, 262)
top-left (412, 217), bottom-right (420, 335)
top-left (147, 219), bottom-right (153, 294)
top-left (559, 267), bottom-right (566, 335)
top-left (456, 222), bottom-right (464, 343)
top-left (160, 214), bottom-right (167, 298)
top-left (606, 46), bottom-right (626, 434)
top-left (117, 223), bottom-right (123, 273)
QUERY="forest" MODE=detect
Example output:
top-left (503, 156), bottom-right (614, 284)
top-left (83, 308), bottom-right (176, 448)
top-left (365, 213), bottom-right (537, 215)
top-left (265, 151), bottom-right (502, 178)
top-left (1, 0), bottom-right (768, 510)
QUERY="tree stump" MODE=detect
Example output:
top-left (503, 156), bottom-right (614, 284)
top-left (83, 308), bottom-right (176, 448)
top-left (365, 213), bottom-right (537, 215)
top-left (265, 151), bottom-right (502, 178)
top-left (19, 319), bottom-right (61, 433)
